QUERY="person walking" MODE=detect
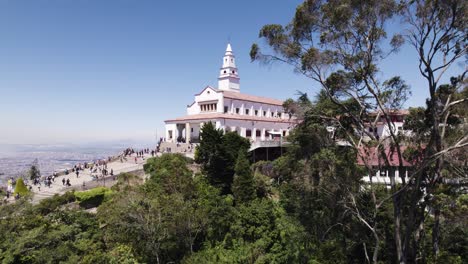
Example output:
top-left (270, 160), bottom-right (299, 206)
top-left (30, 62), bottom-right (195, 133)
top-left (62, 178), bottom-right (65, 186)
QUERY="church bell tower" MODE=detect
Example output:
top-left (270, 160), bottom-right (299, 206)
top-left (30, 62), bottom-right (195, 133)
top-left (218, 43), bottom-right (240, 92)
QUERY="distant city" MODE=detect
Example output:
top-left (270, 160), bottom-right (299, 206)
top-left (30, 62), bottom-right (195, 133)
top-left (0, 141), bottom-right (152, 184)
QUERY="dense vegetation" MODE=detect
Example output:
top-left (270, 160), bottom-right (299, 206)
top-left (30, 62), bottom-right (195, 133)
top-left (0, 0), bottom-right (466, 263)
top-left (1, 118), bottom-right (466, 263)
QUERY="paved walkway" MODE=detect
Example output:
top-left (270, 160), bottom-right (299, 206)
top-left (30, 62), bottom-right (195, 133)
top-left (29, 153), bottom-right (156, 203)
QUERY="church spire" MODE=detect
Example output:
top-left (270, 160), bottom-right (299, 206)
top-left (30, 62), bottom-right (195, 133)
top-left (218, 43), bottom-right (240, 92)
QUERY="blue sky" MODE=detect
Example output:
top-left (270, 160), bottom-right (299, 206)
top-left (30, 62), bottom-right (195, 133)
top-left (0, 0), bottom-right (463, 145)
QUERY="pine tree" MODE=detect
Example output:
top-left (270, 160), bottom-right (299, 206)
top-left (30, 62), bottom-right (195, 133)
top-left (29, 159), bottom-right (41, 181)
top-left (195, 122), bottom-right (250, 194)
top-left (232, 150), bottom-right (255, 204)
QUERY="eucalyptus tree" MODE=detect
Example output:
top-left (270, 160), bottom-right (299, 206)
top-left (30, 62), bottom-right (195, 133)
top-left (251, 0), bottom-right (466, 262)
top-left (401, 1), bottom-right (467, 260)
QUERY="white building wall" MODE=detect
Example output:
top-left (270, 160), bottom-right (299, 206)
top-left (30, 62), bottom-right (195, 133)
top-left (165, 124), bottom-right (177, 141)
top-left (167, 87), bottom-right (295, 143)
top-left (222, 98), bottom-right (286, 119)
top-left (187, 87), bottom-right (224, 115)
top-left (377, 122), bottom-right (404, 139)
top-left (220, 119), bottom-right (291, 141)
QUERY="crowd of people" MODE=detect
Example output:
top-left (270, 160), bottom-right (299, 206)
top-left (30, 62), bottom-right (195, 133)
top-left (1, 142), bottom-right (190, 203)
top-left (3, 178), bottom-right (20, 201)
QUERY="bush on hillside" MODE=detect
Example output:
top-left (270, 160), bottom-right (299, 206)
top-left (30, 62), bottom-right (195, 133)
top-left (75, 187), bottom-right (113, 209)
top-left (36, 191), bottom-right (76, 215)
top-left (14, 178), bottom-right (29, 196)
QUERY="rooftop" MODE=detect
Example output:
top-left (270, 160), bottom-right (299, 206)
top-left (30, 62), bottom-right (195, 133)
top-left (195, 86), bottom-right (284, 106)
top-left (222, 90), bottom-right (284, 106)
top-left (357, 146), bottom-right (414, 167)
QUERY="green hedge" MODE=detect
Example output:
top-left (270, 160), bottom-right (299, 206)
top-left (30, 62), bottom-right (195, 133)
top-left (75, 187), bottom-right (113, 209)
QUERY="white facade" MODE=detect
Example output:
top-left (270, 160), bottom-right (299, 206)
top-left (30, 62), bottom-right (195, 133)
top-left (165, 44), bottom-right (296, 144)
top-left (218, 43), bottom-right (240, 92)
top-left (364, 110), bottom-right (409, 141)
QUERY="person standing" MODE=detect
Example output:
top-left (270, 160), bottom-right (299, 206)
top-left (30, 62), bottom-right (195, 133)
top-left (62, 178), bottom-right (66, 186)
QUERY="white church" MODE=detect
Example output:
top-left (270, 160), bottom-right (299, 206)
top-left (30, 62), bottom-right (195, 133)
top-left (164, 44), bottom-right (296, 148)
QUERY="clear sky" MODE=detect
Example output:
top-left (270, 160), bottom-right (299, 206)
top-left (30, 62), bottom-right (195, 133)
top-left (0, 0), bottom-right (463, 145)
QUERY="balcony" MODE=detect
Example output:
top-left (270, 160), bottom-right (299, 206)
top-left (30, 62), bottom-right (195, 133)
top-left (249, 140), bottom-right (289, 151)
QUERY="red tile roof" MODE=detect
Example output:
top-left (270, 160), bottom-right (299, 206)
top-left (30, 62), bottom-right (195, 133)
top-left (221, 91), bottom-right (284, 106)
top-left (357, 146), bottom-right (413, 167)
top-left (193, 86), bottom-right (284, 106)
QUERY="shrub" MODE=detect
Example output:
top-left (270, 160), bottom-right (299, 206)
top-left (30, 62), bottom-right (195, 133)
top-left (14, 178), bottom-right (29, 196)
top-left (75, 187), bottom-right (113, 209)
top-left (36, 191), bottom-right (76, 215)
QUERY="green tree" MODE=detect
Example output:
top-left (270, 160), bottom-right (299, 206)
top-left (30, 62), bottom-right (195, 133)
top-left (183, 199), bottom-right (308, 264)
top-left (195, 122), bottom-right (250, 193)
top-left (28, 159), bottom-right (41, 181)
top-left (232, 150), bottom-right (256, 204)
top-left (251, 0), bottom-right (466, 262)
top-left (0, 199), bottom-right (107, 264)
top-left (195, 122), bottom-right (227, 189)
top-left (13, 178), bottom-right (28, 196)
top-left (98, 154), bottom-right (228, 263)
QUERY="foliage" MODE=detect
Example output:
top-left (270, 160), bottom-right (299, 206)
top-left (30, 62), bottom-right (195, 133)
top-left (183, 199), bottom-right (307, 264)
top-left (111, 172), bottom-right (142, 192)
top-left (0, 200), bottom-right (109, 264)
top-left (251, 0), bottom-right (467, 262)
top-left (35, 191), bottom-right (76, 215)
top-left (75, 187), bottom-right (113, 209)
top-left (232, 150), bottom-right (256, 204)
top-left (195, 122), bottom-right (250, 194)
top-left (28, 159), bottom-right (41, 181)
top-left (13, 178), bottom-right (29, 196)
top-left (98, 154), bottom-right (227, 264)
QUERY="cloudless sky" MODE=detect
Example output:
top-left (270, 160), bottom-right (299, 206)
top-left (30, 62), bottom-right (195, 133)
top-left (0, 0), bottom-right (463, 145)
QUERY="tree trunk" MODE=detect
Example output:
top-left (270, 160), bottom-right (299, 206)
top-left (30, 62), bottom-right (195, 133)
top-left (391, 171), bottom-right (405, 263)
top-left (394, 196), bottom-right (404, 264)
top-left (432, 207), bottom-right (440, 260)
